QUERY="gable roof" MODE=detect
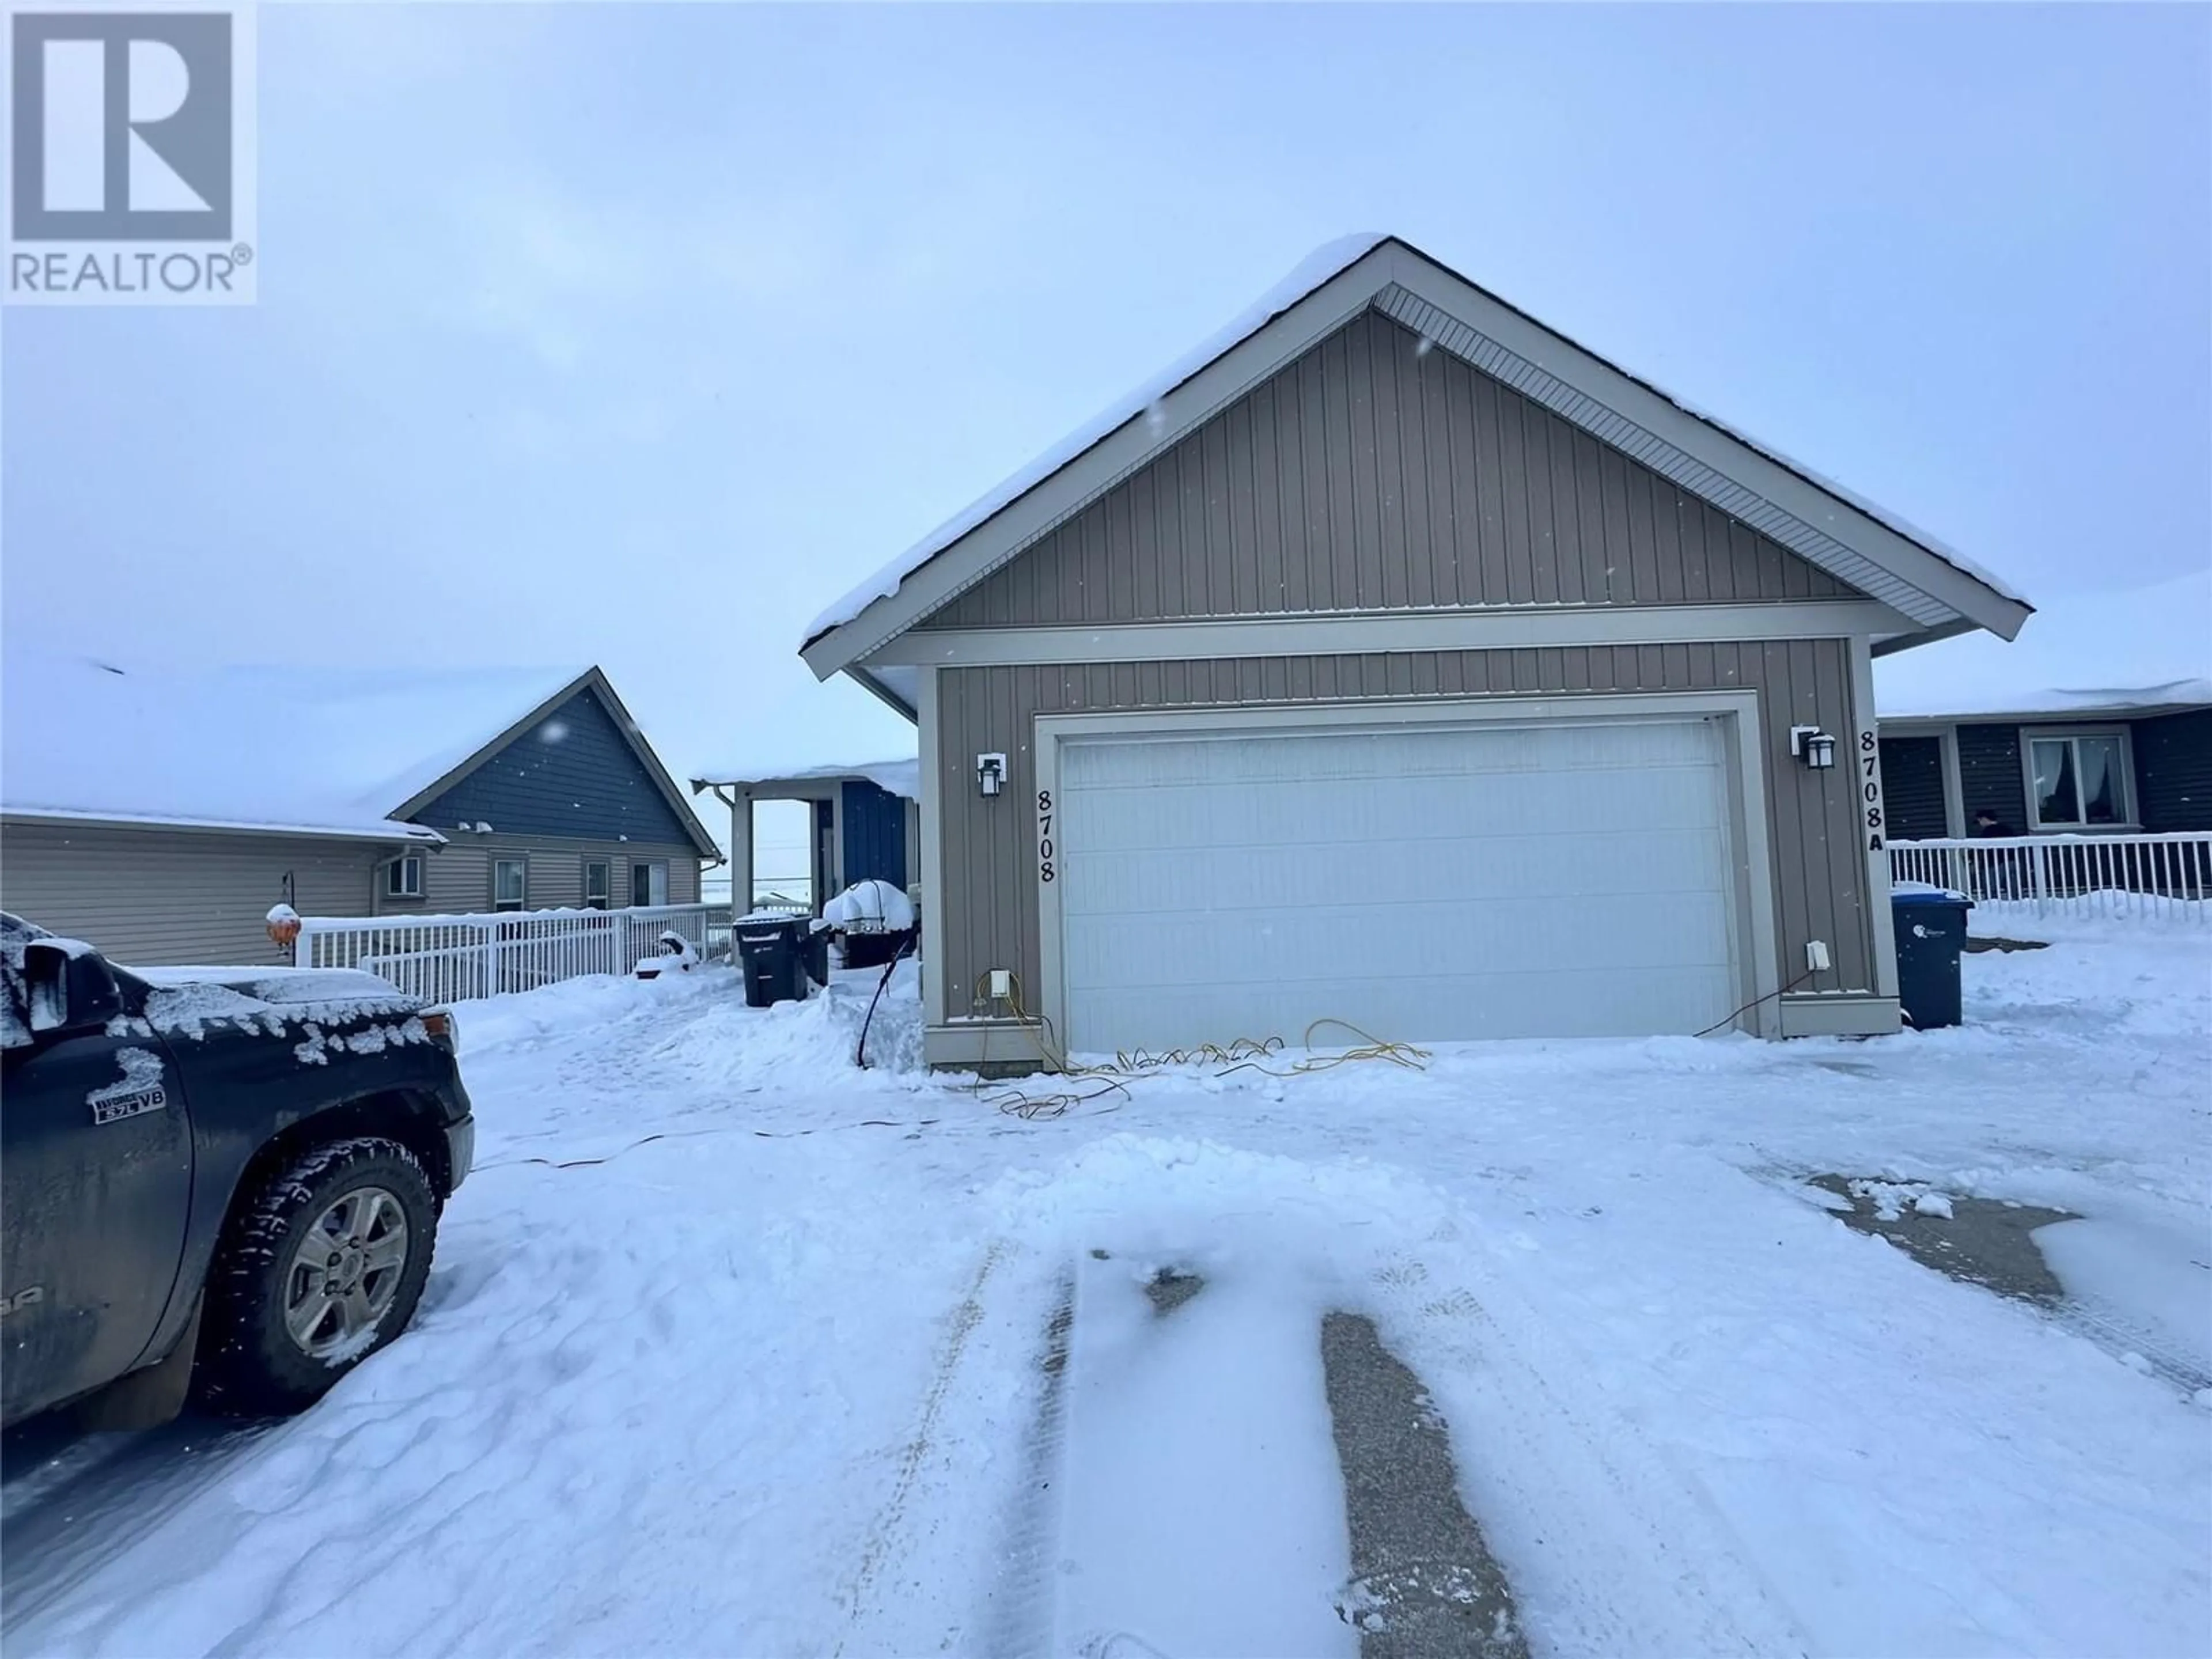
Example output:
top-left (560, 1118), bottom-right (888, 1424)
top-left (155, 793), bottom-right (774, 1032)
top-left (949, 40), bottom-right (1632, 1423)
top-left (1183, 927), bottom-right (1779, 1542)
top-left (0, 653), bottom-right (718, 854)
top-left (1877, 569), bottom-right (2210, 722)
top-left (388, 668), bottom-right (721, 855)
top-left (803, 234), bottom-right (2032, 709)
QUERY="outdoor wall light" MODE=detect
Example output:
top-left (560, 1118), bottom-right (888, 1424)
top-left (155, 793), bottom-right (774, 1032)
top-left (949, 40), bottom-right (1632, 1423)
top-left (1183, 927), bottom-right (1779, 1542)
top-left (976, 752), bottom-right (1007, 797)
top-left (1790, 726), bottom-right (1838, 770)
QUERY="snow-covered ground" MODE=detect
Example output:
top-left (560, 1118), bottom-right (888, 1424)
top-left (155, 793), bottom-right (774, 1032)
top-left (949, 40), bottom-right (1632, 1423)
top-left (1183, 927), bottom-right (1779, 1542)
top-left (6, 929), bottom-right (2209, 1658)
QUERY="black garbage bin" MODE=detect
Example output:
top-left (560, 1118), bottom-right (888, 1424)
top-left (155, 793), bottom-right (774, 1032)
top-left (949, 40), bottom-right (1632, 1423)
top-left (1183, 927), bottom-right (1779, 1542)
top-left (797, 920), bottom-right (830, 987)
top-left (736, 915), bottom-right (806, 1008)
top-left (1891, 885), bottom-right (1974, 1029)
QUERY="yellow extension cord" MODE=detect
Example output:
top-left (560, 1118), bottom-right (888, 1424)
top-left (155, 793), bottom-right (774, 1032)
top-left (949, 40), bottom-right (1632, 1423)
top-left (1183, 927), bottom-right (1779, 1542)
top-left (969, 973), bottom-right (1431, 1120)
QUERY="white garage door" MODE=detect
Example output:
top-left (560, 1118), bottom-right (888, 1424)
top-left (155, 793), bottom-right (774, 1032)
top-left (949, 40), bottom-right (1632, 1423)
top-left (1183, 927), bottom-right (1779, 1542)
top-left (1055, 718), bottom-right (1740, 1052)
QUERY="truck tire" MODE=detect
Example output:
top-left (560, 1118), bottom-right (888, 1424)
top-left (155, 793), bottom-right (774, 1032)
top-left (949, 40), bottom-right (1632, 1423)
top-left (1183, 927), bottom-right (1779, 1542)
top-left (196, 1136), bottom-right (438, 1416)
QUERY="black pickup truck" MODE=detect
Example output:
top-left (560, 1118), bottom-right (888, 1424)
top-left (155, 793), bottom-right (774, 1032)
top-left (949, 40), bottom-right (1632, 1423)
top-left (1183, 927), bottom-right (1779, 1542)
top-left (1, 914), bottom-right (474, 1430)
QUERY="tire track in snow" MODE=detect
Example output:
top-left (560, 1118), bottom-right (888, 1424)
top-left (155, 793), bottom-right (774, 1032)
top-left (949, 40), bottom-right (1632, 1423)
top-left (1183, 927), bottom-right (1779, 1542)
top-left (1362, 1235), bottom-right (1815, 1658)
top-left (982, 1267), bottom-right (1076, 1659)
top-left (838, 1238), bottom-right (1006, 1654)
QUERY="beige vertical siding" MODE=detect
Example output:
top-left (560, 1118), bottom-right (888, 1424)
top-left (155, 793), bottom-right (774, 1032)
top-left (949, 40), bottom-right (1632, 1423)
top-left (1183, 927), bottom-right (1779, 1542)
top-left (0, 825), bottom-right (706, 972)
top-left (921, 310), bottom-right (1851, 630)
top-left (0, 823), bottom-right (380, 967)
top-left (381, 840), bottom-right (702, 915)
top-left (932, 641), bottom-right (1870, 1023)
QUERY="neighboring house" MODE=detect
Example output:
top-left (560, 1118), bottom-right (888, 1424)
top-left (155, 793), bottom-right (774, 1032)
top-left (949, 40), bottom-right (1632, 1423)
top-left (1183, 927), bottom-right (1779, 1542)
top-left (800, 234), bottom-right (2031, 1066)
top-left (690, 759), bottom-right (919, 916)
top-left (1, 657), bottom-right (719, 965)
top-left (1876, 569), bottom-right (2211, 840)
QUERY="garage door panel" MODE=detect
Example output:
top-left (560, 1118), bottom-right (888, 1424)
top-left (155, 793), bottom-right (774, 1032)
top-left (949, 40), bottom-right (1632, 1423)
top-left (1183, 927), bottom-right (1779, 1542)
top-left (1067, 891), bottom-right (1733, 987)
top-left (1065, 766), bottom-right (1726, 853)
top-left (1062, 827), bottom-right (1732, 914)
top-left (1057, 719), bottom-right (1742, 1051)
top-left (1072, 964), bottom-right (1735, 1048)
top-left (1060, 719), bottom-right (1718, 790)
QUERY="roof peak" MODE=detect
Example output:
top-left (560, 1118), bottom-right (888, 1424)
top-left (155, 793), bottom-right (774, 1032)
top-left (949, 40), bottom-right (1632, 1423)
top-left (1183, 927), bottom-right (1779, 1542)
top-left (802, 233), bottom-right (2029, 695)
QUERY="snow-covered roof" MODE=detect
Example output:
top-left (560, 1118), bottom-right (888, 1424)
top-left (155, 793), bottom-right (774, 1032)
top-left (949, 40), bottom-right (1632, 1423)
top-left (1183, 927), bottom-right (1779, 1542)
top-left (0, 650), bottom-right (589, 841)
top-left (1604, 368), bottom-right (2028, 612)
top-left (1877, 569), bottom-right (2210, 721)
top-left (694, 756), bottom-right (921, 801)
top-left (804, 235), bottom-right (1388, 645)
top-left (803, 233), bottom-right (2029, 674)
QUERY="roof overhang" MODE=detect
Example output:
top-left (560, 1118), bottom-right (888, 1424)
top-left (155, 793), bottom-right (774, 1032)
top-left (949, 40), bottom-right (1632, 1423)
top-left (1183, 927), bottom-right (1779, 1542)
top-left (1880, 699), bottom-right (2212, 726)
top-left (0, 808), bottom-right (446, 844)
top-left (803, 237), bottom-right (2031, 682)
top-left (690, 755), bottom-right (921, 803)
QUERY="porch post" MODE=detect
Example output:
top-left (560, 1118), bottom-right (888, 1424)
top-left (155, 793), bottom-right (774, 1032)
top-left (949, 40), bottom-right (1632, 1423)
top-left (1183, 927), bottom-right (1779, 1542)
top-left (730, 789), bottom-right (754, 914)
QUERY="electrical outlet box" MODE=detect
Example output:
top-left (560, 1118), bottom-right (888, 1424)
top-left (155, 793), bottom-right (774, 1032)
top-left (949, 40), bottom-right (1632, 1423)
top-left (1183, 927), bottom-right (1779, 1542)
top-left (1805, 940), bottom-right (1831, 973)
top-left (988, 968), bottom-right (1012, 999)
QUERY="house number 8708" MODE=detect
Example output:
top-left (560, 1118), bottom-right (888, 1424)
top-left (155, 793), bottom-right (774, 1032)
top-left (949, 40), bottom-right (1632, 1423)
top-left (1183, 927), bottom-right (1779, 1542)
top-left (1037, 790), bottom-right (1055, 882)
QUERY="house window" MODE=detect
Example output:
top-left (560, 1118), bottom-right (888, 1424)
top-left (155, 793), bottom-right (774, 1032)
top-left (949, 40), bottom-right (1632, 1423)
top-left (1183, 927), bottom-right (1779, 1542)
top-left (384, 854), bottom-right (423, 899)
top-left (2027, 732), bottom-right (2133, 829)
top-left (493, 858), bottom-right (528, 912)
top-left (631, 861), bottom-right (667, 908)
top-left (584, 859), bottom-right (611, 911)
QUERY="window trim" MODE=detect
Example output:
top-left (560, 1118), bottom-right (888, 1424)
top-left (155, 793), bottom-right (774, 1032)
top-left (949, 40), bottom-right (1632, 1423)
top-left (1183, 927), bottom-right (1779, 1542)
top-left (2020, 725), bottom-right (2139, 832)
top-left (583, 858), bottom-right (612, 911)
top-left (491, 855), bottom-right (529, 912)
top-left (383, 853), bottom-right (423, 899)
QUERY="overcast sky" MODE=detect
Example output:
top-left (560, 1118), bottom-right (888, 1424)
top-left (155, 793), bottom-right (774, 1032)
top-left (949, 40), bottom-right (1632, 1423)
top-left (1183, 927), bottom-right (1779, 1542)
top-left (5, 3), bottom-right (2206, 877)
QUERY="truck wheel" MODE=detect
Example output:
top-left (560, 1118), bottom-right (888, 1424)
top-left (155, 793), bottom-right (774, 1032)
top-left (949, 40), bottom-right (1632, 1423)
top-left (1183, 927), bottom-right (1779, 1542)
top-left (196, 1137), bottom-right (438, 1415)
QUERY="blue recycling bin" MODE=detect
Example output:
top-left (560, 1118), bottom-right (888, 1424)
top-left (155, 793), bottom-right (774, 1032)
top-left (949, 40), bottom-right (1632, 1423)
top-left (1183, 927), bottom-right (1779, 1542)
top-left (1891, 885), bottom-right (1974, 1029)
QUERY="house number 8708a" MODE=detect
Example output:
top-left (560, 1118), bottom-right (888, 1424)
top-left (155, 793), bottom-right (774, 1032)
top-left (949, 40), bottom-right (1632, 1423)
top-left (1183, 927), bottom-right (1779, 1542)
top-left (1860, 729), bottom-right (1884, 852)
top-left (1037, 790), bottom-right (1055, 882)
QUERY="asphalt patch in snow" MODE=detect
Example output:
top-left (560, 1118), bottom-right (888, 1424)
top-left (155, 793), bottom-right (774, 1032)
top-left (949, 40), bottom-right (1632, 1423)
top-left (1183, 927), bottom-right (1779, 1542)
top-left (1322, 1312), bottom-right (1526, 1659)
top-left (1808, 1175), bottom-right (2073, 1303)
top-left (1143, 1268), bottom-right (1205, 1317)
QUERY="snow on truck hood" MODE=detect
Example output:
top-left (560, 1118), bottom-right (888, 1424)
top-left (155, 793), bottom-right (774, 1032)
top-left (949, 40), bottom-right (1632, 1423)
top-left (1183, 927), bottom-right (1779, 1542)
top-left (133, 965), bottom-right (416, 1002)
top-left (131, 966), bottom-right (426, 1031)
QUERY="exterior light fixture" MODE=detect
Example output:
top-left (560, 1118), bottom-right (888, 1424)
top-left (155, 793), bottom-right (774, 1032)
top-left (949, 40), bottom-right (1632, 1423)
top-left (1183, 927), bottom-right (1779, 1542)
top-left (1790, 726), bottom-right (1837, 770)
top-left (976, 752), bottom-right (1007, 797)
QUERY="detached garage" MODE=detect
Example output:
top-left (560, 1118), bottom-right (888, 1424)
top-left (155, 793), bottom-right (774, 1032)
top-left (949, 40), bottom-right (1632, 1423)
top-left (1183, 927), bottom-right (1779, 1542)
top-left (799, 236), bottom-right (2032, 1069)
top-left (1050, 711), bottom-right (1749, 1050)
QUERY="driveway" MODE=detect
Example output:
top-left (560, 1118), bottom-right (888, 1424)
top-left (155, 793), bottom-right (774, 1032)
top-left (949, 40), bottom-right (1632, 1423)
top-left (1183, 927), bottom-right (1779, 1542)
top-left (6, 931), bottom-right (2207, 1657)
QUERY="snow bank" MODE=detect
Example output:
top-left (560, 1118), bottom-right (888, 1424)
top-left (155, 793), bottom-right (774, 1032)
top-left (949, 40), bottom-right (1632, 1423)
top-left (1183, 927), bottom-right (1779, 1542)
top-left (2037, 1215), bottom-right (2212, 1380)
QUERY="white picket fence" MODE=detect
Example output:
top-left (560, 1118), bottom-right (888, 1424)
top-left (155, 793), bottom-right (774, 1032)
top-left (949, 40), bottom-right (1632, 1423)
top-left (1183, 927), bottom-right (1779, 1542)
top-left (297, 903), bottom-right (736, 1003)
top-left (1888, 832), bottom-right (2212, 923)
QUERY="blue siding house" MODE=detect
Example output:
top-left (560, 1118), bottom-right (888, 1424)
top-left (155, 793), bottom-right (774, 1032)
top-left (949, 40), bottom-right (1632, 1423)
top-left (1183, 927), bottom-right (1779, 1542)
top-left (1, 657), bottom-right (719, 965)
top-left (1876, 572), bottom-right (2211, 841)
top-left (383, 669), bottom-right (721, 915)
